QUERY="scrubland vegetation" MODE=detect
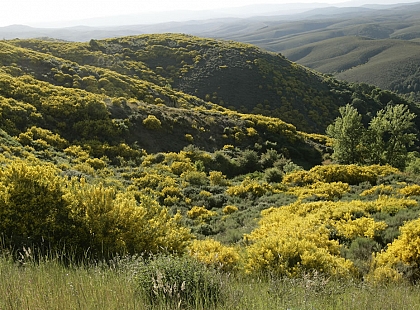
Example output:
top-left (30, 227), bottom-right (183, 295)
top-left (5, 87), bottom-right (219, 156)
top-left (1, 33), bottom-right (420, 308)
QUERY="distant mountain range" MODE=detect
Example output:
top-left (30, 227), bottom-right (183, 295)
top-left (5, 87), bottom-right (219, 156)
top-left (2, 1), bottom-right (420, 101)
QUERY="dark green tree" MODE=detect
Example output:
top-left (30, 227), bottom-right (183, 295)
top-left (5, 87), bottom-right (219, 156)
top-left (326, 104), bottom-right (365, 164)
top-left (366, 104), bottom-right (417, 169)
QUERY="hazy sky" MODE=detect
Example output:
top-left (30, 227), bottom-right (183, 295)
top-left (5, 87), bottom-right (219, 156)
top-left (1, 0), bottom-right (419, 27)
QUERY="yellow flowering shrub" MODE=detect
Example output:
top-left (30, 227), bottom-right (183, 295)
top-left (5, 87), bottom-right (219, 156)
top-left (185, 133), bottom-right (194, 142)
top-left (226, 178), bottom-right (271, 198)
top-left (374, 195), bottom-right (417, 214)
top-left (142, 114), bottom-right (162, 129)
top-left (399, 184), bottom-right (420, 196)
top-left (334, 217), bottom-right (387, 239)
top-left (311, 164), bottom-right (399, 185)
top-left (289, 181), bottom-right (350, 200)
top-left (187, 206), bottom-right (217, 221)
top-left (283, 164), bottom-right (400, 186)
top-left (170, 161), bottom-right (195, 175)
top-left (223, 144), bottom-right (234, 150)
top-left (160, 185), bottom-right (183, 199)
top-left (369, 218), bottom-right (420, 283)
top-left (189, 239), bottom-right (240, 271)
top-left (72, 162), bottom-right (95, 175)
top-left (223, 205), bottom-right (238, 215)
top-left (181, 170), bottom-right (208, 186)
top-left (133, 172), bottom-right (164, 189)
top-left (199, 190), bottom-right (212, 198)
top-left (86, 157), bottom-right (107, 170)
top-left (282, 170), bottom-right (318, 186)
top-left (244, 209), bottom-right (354, 277)
top-left (243, 194), bottom-right (412, 278)
top-left (163, 152), bottom-right (190, 165)
top-left (66, 181), bottom-right (192, 256)
top-left (0, 160), bottom-right (192, 257)
top-left (246, 127), bottom-right (258, 137)
top-left (0, 161), bottom-right (74, 250)
top-left (64, 145), bottom-right (90, 162)
top-left (209, 171), bottom-right (229, 186)
top-left (360, 184), bottom-right (395, 196)
top-left (18, 126), bottom-right (68, 149)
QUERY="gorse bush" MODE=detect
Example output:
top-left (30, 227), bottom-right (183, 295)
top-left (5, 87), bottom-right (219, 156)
top-left (243, 194), bottom-right (417, 278)
top-left (66, 182), bottom-right (192, 256)
top-left (187, 206), bottom-right (217, 221)
top-left (188, 239), bottom-right (240, 272)
top-left (369, 217), bottom-right (420, 283)
top-left (289, 181), bottom-right (350, 201)
top-left (244, 205), bottom-right (356, 278)
top-left (0, 161), bottom-right (78, 253)
top-left (226, 177), bottom-right (271, 198)
top-left (360, 184), bottom-right (395, 196)
top-left (223, 205), bottom-right (238, 215)
top-left (0, 160), bottom-right (192, 259)
top-left (399, 184), bottom-right (420, 196)
top-left (135, 255), bottom-right (225, 308)
top-left (142, 114), bottom-right (162, 129)
top-left (283, 164), bottom-right (400, 186)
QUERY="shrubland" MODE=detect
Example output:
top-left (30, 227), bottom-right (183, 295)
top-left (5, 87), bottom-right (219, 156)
top-left (0, 33), bottom-right (420, 308)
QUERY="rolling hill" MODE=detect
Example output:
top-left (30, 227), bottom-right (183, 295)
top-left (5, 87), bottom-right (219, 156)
top-left (7, 34), bottom-right (419, 136)
top-left (2, 2), bottom-right (420, 102)
top-left (196, 2), bottom-right (420, 101)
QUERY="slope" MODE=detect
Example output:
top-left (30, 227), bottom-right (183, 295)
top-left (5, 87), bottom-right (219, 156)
top-left (9, 34), bottom-right (417, 135)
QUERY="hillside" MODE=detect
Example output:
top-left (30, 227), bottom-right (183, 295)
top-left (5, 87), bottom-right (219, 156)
top-left (2, 3), bottom-right (420, 101)
top-left (1, 33), bottom-right (420, 290)
top-left (7, 34), bottom-right (419, 135)
top-left (196, 3), bottom-right (420, 101)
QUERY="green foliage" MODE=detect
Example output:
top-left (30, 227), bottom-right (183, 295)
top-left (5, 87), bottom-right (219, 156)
top-left (264, 167), bottom-right (284, 183)
top-left (135, 255), bottom-right (225, 308)
top-left (326, 104), bottom-right (365, 164)
top-left (9, 33), bottom-right (415, 137)
top-left (366, 104), bottom-right (417, 169)
top-left (327, 104), bottom-right (417, 168)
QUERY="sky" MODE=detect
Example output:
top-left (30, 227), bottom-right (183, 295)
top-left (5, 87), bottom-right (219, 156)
top-left (1, 0), bottom-right (419, 27)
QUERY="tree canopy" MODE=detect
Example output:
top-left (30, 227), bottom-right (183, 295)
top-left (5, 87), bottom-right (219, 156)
top-left (327, 103), bottom-right (417, 169)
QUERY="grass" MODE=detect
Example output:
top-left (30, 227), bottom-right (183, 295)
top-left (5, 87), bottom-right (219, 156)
top-left (2, 254), bottom-right (420, 310)
top-left (0, 256), bottom-right (138, 309)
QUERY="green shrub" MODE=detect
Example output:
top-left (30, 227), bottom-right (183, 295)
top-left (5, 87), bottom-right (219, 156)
top-left (264, 167), bottom-right (284, 183)
top-left (135, 255), bottom-right (225, 308)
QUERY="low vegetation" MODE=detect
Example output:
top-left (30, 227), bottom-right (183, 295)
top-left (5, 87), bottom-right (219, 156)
top-left (0, 33), bottom-right (420, 308)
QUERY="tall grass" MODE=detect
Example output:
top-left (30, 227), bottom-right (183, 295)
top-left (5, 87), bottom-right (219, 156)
top-left (1, 252), bottom-right (420, 309)
top-left (0, 254), bottom-right (138, 309)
